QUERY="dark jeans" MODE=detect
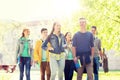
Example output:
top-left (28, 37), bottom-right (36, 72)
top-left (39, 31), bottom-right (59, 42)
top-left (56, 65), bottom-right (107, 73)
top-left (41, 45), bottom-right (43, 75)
top-left (40, 62), bottom-right (51, 80)
top-left (64, 60), bottom-right (77, 80)
top-left (19, 57), bottom-right (31, 80)
top-left (93, 57), bottom-right (99, 80)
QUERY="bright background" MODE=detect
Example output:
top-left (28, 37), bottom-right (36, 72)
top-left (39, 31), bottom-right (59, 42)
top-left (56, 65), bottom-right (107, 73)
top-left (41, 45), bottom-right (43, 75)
top-left (0, 0), bottom-right (120, 80)
top-left (0, 0), bottom-right (120, 70)
top-left (0, 0), bottom-right (80, 21)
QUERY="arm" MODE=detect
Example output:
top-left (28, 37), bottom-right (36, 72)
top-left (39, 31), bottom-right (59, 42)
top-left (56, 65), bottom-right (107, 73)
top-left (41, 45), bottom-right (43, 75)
top-left (16, 39), bottom-right (20, 63)
top-left (16, 40), bottom-right (20, 57)
top-left (62, 34), bottom-right (67, 48)
top-left (72, 34), bottom-right (78, 63)
top-left (91, 47), bottom-right (94, 57)
top-left (29, 40), bottom-right (34, 65)
top-left (33, 41), bottom-right (40, 63)
top-left (98, 39), bottom-right (102, 58)
top-left (42, 37), bottom-right (53, 50)
top-left (42, 38), bottom-right (49, 50)
top-left (72, 46), bottom-right (78, 63)
top-left (91, 33), bottom-right (94, 57)
top-left (72, 46), bottom-right (76, 58)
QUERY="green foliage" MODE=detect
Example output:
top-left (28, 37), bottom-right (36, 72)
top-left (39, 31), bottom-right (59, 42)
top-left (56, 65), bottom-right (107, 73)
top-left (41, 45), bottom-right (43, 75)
top-left (62, 0), bottom-right (120, 51)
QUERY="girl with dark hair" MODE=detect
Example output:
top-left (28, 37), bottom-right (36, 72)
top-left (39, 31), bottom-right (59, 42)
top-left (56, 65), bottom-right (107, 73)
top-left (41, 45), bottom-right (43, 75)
top-left (42, 22), bottom-right (66, 80)
top-left (16, 29), bottom-right (33, 80)
top-left (64, 32), bottom-right (76, 80)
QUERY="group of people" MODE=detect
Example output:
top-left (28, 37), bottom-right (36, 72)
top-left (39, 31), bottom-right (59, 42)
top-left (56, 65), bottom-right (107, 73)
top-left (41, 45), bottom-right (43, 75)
top-left (16, 18), bottom-right (102, 80)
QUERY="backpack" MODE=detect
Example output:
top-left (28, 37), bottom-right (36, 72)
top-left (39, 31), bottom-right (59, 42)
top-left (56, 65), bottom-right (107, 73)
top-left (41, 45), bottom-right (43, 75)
top-left (102, 48), bottom-right (109, 73)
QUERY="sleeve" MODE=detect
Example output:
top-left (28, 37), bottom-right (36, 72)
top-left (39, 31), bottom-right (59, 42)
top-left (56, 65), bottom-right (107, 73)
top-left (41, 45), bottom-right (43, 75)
top-left (30, 40), bottom-right (34, 61)
top-left (72, 34), bottom-right (77, 47)
top-left (90, 33), bottom-right (94, 47)
top-left (98, 39), bottom-right (101, 51)
top-left (33, 41), bottom-right (40, 61)
top-left (16, 39), bottom-right (20, 63)
top-left (42, 38), bottom-right (49, 50)
top-left (62, 35), bottom-right (67, 48)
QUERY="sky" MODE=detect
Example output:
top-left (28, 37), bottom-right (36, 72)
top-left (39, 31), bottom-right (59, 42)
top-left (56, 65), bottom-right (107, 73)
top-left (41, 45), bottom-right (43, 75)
top-left (0, 0), bottom-right (80, 22)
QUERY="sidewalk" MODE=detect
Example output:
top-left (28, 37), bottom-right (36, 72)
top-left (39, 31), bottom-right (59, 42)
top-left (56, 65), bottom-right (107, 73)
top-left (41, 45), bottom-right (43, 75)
top-left (1, 68), bottom-right (120, 80)
top-left (0, 70), bottom-right (40, 80)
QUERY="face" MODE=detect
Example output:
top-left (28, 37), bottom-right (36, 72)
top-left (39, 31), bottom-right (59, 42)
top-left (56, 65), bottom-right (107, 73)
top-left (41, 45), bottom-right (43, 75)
top-left (66, 32), bottom-right (72, 41)
top-left (54, 23), bottom-right (61, 33)
top-left (79, 19), bottom-right (86, 27)
top-left (91, 28), bottom-right (96, 35)
top-left (24, 29), bottom-right (30, 37)
top-left (41, 30), bottom-right (48, 37)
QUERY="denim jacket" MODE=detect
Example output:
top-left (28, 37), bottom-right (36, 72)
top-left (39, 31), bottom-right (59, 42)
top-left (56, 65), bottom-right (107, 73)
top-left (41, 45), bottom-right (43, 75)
top-left (42, 33), bottom-right (66, 54)
top-left (16, 37), bottom-right (33, 60)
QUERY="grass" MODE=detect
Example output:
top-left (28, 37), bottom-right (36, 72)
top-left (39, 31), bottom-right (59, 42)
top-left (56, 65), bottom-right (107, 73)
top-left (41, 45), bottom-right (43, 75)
top-left (72, 71), bottom-right (120, 80)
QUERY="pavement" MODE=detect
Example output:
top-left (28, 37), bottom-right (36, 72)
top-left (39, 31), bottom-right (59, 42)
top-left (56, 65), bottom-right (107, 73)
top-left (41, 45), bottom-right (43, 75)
top-left (1, 65), bottom-right (120, 80)
top-left (0, 70), bottom-right (40, 80)
top-left (0, 65), bottom-right (66, 80)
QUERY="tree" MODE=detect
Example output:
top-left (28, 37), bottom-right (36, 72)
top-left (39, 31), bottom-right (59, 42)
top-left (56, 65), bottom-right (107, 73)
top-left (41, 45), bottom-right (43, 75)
top-left (66, 0), bottom-right (120, 51)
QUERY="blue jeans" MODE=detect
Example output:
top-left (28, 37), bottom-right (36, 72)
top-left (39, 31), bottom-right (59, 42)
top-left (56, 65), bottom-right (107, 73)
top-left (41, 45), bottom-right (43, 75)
top-left (50, 56), bottom-right (65, 80)
top-left (19, 57), bottom-right (31, 80)
top-left (93, 57), bottom-right (99, 80)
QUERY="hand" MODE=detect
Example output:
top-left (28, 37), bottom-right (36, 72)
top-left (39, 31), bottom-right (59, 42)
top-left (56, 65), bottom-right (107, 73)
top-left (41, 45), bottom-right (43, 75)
top-left (34, 61), bottom-right (38, 64)
top-left (73, 57), bottom-right (78, 63)
top-left (99, 58), bottom-right (103, 63)
top-left (17, 56), bottom-right (20, 64)
top-left (48, 47), bottom-right (54, 50)
top-left (31, 61), bottom-right (33, 65)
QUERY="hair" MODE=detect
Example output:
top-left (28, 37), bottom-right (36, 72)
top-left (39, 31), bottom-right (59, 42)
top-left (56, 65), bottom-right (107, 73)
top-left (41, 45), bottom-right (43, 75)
top-left (21, 29), bottom-right (29, 38)
top-left (41, 28), bottom-right (47, 33)
top-left (91, 26), bottom-right (97, 30)
top-left (79, 17), bottom-right (86, 20)
top-left (65, 32), bottom-right (70, 38)
top-left (65, 32), bottom-right (71, 41)
top-left (47, 22), bottom-right (60, 42)
top-left (49, 22), bottom-right (57, 35)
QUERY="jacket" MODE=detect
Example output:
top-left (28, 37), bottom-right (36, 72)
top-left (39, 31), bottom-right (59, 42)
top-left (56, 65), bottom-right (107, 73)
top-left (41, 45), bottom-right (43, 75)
top-left (33, 39), bottom-right (50, 64)
top-left (16, 37), bottom-right (33, 60)
top-left (42, 33), bottom-right (66, 54)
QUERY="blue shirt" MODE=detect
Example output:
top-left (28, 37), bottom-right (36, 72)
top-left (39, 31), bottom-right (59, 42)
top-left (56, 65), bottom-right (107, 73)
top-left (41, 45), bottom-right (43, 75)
top-left (72, 31), bottom-right (94, 53)
top-left (72, 31), bottom-right (94, 65)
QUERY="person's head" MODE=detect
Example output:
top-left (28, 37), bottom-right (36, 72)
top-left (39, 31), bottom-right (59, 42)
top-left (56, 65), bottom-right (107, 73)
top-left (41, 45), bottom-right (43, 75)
top-left (50, 22), bottom-right (61, 35)
top-left (41, 28), bottom-right (48, 38)
top-left (91, 26), bottom-right (97, 35)
top-left (79, 18), bottom-right (86, 28)
top-left (65, 32), bottom-right (72, 42)
top-left (22, 29), bottom-right (30, 38)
